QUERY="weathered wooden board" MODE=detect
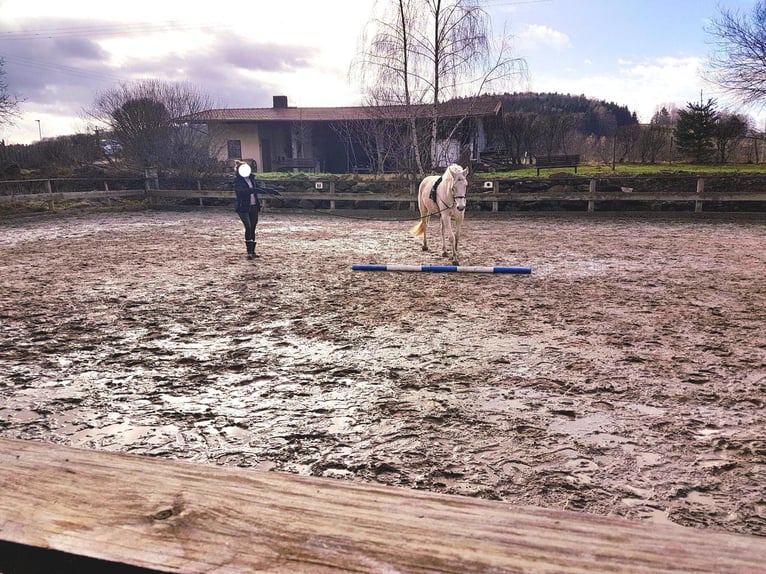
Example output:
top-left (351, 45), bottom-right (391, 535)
top-left (1, 438), bottom-right (765, 573)
top-left (0, 190), bottom-right (147, 203)
top-left (2, 187), bottom-right (766, 208)
top-left (148, 189), bottom-right (766, 205)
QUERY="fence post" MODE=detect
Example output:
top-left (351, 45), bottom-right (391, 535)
top-left (588, 179), bottom-right (596, 213)
top-left (409, 181), bottom-right (417, 211)
top-left (328, 181), bottom-right (336, 211)
top-left (102, 181), bottom-right (111, 206)
top-left (144, 168), bottom-right (159, 190)
top-left (45, 179), bottom-right (54, 211)
top-left (695, 177), bottom-right (704, 213)
top-left (144, 168), bottom-right (158, 206)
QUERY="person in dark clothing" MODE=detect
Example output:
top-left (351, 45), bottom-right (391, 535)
top-left (233, 160), bottom-right (280, 259)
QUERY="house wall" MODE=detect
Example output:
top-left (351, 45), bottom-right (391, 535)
top-left (210, 123), bottom-right (262, 170)
top-left (204, 112), bottom-right (497, 173)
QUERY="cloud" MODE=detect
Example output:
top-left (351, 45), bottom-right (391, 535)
top-left (531, 55), bottom-right (708, 122)
top-left (0, 12), bottom-right (343, 143)
top-left (217, 40), bottom-right (314, 73)
top-left (517, 24), bottom-right (571, 51)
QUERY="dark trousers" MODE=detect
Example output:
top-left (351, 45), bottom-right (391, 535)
top-left (238, 207), bottom-right (259, 243)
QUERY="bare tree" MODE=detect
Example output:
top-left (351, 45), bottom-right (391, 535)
top-left (705, 2), bottom-right (766, 106)
top-left (535, 113), bottom-right (578, 158)
top-left (652, 104), bottom-right (680, 125)
top-left (638, 120), bottom-right (669, 164)
top-left (485, 111), bottom-right (538, 163)
top-left (714, 112), bottom-right (749, 163)
top-left (615, 124), bottom-right (641, 163)
top-left (353, 0), bottom-right (526, 173)
top-left (85, 79), bottom-right (222, 174)
top-left (330, 116), bottom-right (406, 173)
top-left (0, 59), bottom-right (22, 129)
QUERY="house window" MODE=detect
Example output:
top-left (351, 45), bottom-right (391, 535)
top-left (227, 140), bottom-right (242, 160)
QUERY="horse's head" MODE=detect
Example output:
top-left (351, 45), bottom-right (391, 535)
top-left (447, 164), bottom-right (469, 212)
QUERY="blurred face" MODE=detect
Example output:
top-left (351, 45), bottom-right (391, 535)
top-left (237, 163), bottom-right (251, 178)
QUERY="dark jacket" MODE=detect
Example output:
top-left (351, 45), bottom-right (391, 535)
top-left (234, 174), bottom-right (281, 214)
top-left (234, 173), bottom-right (261, 214)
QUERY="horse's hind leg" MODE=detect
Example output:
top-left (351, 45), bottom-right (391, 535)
top-left (421, 216), bottom-right (429, 251)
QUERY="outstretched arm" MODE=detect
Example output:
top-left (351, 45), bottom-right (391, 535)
top-left (256, 182), bottom-right (281, 196)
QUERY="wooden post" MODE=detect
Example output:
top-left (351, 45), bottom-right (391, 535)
top-left (588, 179), bottom-right (596, 213)
top-left (695, 177), bottom-right (704, 213)
top-left (328, 181), bottom-right (335, 211)
top-left (145, 168), bottom-right (159, 206)
top-left (144, 168), bottom-right (159, 191)
top-left (45, 179), bottom-right (54, 211)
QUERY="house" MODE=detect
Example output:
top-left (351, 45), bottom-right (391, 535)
top-left (182, 96), bottom-right (502, 174)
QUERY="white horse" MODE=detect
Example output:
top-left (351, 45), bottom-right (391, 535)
top-left (409, 163), bottom-right (469, 265)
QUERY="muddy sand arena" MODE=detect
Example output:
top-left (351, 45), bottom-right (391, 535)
top-left (0, 206), bottom-right (764, 539)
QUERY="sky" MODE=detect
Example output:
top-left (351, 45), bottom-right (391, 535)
top-left (0, 0), bottom-right (762, 145)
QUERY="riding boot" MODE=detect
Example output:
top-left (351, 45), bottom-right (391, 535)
top-left (245, 240), bottom-right (255, 259)
top-left (252, 241), bottom-right (259, 258)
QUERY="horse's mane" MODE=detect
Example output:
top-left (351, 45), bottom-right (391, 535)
top-left (442, 163), bottom-right (463, 185)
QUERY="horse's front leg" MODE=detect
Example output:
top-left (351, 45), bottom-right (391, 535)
top-left (440, 214), bottom-right (453, 260)
top-left (452, 215), bottom-right (463, 265)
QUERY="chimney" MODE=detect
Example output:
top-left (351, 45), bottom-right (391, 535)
top-left (273, 95), bottom-right (288, 109)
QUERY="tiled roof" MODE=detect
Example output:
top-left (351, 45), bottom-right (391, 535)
top-left (182, 98), bottom-right (502, 123)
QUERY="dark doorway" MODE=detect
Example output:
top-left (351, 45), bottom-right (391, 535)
top-left (261, 139), bottom-right (272, 172)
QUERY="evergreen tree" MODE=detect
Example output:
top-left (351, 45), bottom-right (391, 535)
top-left (674, 99), bottom-right (718, 162)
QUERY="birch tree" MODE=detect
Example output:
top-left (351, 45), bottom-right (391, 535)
top-left (354, 0), bottom-right (526, 173)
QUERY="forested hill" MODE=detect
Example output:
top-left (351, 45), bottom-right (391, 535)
top-left (497, 92), bottom-right (639, 135)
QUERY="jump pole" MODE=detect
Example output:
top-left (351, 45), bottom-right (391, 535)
top-left (352, 264), bottom-right (531, 274)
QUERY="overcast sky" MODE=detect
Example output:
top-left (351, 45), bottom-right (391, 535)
top-left (1, 0), bottom-right (762, 144)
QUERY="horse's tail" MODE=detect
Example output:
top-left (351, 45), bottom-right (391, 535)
top-left (410, 218), bottom-right (425, 237)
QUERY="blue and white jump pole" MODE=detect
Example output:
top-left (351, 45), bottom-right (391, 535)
top-left (352, 264), bottom-right (531, 274)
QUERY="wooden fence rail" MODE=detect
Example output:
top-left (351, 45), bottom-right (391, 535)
top-left (146, 186), bottom-right (766, 213)
top-left (2, 177), bottom-right (766, 213)
top-left (1, 438), bottom-right (765, 573)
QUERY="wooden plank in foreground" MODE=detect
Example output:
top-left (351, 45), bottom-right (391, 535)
top-left (1, 438), bottom-right (765, 573)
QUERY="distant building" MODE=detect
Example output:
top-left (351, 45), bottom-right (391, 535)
top-left (181, 95), bottom-right (502, 173)
top-left (100, 139), bottom-right (123, 156)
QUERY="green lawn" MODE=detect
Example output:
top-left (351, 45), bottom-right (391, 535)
top-left (260, 163), bottom-right (766, 180)
top-left (482, 162), bottom-right (766, 178)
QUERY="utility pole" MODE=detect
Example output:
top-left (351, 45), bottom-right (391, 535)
top-left (35, 120), bottom-right (41, 140)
